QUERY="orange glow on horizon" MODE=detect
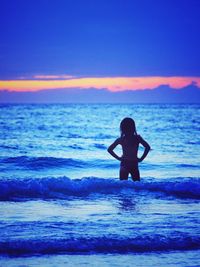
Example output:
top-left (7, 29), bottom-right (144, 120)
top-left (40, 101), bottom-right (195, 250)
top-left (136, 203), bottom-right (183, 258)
top-left (0, 76), bottom-right (200, 92)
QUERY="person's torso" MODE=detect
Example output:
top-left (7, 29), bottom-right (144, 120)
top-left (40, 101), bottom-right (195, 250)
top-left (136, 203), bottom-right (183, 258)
top-left (120, 135), bottom-right (139, 161)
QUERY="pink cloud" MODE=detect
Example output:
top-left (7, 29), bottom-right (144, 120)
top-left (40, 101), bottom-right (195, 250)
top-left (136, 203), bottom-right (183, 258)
top-left (0, 76), bottom-right (200, 92)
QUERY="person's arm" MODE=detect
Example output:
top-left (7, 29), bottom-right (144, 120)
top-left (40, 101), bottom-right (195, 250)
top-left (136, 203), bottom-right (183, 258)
top-left (107, 138), bottom-right (121, 161)
top-left (138, 135), bottom-right (151, 162)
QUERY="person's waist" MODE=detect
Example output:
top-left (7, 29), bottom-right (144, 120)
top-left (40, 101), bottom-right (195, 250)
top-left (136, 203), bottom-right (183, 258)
top-left (121, 157), bottom-right (138, 163)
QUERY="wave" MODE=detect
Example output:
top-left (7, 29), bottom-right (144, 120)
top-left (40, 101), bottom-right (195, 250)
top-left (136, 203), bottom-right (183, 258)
top-left (178, 164), bottom-right (200, 169)
top-left (0, 234), bottom-right (199, 255)
top-left (0, 177), bottom-right (199, 200)
top-left (0, 145), bottom-right (19, 150)
top-left (0, 156), bottom-right (87, 170)
top-left (94, 143), bottom-right (107, 149)
top-left (0, 156), bottom-right (118, 170)
top-left (1, 156), bottom-right (199, 173)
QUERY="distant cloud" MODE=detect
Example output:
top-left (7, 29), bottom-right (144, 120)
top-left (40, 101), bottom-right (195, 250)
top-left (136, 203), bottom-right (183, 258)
top-left (33, 74), bottom-right (75, 79)
top-left (0, 76), bottom-right (200, 92)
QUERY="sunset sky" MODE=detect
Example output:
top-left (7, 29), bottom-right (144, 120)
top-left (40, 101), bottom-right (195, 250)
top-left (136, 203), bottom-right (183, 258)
top-left (0, 0), bottom-right (200, 93)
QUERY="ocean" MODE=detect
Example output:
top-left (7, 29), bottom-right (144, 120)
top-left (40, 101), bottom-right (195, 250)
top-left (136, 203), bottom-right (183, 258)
top-left (0, 104), bottom-right (200, 267)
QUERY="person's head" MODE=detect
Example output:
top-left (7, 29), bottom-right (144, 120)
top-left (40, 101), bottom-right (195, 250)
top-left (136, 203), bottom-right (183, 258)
top-left (120, 117), bottom-right (137, 137)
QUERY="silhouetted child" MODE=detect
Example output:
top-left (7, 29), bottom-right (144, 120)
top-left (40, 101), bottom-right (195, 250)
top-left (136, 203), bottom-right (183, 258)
top-left (107, 117), bottom-right (150, 181)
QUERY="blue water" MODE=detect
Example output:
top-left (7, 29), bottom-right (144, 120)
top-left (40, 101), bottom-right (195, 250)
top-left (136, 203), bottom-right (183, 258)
top-left (0, 104), bottom-right (200, 266)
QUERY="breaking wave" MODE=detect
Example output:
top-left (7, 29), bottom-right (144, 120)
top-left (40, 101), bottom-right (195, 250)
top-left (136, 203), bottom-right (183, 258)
top-left (0, 177), bottom-right (199, 200)
top-left (1, 234), bottom-right (200, 255)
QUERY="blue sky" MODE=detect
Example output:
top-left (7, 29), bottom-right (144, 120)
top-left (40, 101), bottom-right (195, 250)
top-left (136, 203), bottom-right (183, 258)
top-left (1, 0), bottom-right (200, 80)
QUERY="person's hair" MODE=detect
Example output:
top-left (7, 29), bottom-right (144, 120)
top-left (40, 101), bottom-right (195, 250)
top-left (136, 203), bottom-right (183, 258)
top-left (120, 117), bottom-right (137, 137)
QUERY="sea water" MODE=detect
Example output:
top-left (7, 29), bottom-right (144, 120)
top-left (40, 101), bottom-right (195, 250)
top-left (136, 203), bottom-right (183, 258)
top-left (0, 104), bottom-right (200, 267)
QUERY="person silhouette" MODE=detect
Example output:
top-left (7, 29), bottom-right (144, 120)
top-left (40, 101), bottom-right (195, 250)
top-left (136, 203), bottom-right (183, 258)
top-left (107, 117), bottom-right (150, 181)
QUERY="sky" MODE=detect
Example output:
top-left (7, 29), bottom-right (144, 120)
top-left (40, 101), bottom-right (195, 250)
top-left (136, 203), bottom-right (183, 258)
top-left (0, 0), bottom-right (200, 93)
